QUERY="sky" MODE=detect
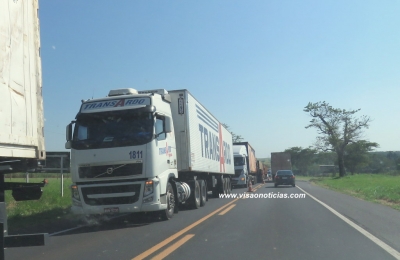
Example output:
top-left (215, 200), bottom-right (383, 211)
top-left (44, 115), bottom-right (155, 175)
top-left (39, 0), bottom-right (400, 158)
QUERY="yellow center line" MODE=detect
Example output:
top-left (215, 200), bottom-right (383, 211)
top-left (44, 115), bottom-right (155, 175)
top-left (132, 197), bottom-right (240, 260)
top-left (150, 234), bottom-right (195, 260)
top-left (218, 204), bottom-right (236, 215)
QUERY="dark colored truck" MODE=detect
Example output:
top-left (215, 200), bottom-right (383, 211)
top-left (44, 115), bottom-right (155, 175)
top-left (271, 152), bottom-right (292, 179)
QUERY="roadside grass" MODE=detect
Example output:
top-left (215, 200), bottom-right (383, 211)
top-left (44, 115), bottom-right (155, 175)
top-left (310, 174), bottom-right (400, 211)
top-left (4, 177), bottom-right (79, 234)
top-left (294, 176), bottom-right (313, 181)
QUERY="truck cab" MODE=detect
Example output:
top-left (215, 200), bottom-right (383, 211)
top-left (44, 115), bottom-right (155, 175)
top-left (232, 145), bottom-right (250, 187)
top-left (66, 88), bottom-right (177, 217)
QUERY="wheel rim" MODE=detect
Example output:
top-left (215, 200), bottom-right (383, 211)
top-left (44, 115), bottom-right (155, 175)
top-left (167, 187), bottom-right (175, 214)
top-left (223, 178), bottom-right (227, 195)
top-left (195, 182), bottom-right (200, 204)
top-left (202, 183), bottom-right (206, 199)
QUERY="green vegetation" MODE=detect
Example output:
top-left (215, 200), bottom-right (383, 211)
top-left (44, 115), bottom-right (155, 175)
top-left (294, 175), bottom-right (313, 181)
top-left (304, 101), bottom-right (372, 177)
top-left (311, 174), bottom-right (400, 210)
top-left (5, 177), bottom-right (77, 234)
top-left (281, 148), bottom-right (400, 177)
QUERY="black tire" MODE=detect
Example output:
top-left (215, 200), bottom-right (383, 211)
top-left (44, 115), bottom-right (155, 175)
top-left (212, 186), bottom-right (219, 198)
top-left (274, 183), bottom-right (278, 188)
top-left (160, 182), bottom-right (175, 220)
top-left (218, 176), bottom-right (225, 195)
top-left (223, 177), bottom-right (228, 195)
top-left (199, 180), bottom-right (207, 207)
top-left (292, 183), bottom-right (295, 187)
top-left (205, 180), bottom-right (209, 201)
top-left (191, 180), bottom-right (201, 209)
top-left (226, 178), bottom-right (231, 194)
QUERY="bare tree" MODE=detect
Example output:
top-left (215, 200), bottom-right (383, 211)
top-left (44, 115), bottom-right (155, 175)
top-left (222, 123), bottom-right (244, 143)
top-left (304, 101), bottom-right (371, 177)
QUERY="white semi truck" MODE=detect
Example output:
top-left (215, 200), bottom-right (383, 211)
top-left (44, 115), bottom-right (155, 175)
top-left (232, 145), bottom-right (252, 187)
top-left (66, 88), bottom-right (234, 219)
top-left (232, 142), bottom-right (257, 188)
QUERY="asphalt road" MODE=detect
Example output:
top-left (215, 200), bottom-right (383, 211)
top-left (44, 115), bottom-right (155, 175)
top-left (5, 181), bottom-right (400, 260)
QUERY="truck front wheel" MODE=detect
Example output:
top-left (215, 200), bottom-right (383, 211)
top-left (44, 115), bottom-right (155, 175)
top-left (160, 182), bottom-right (175, 220)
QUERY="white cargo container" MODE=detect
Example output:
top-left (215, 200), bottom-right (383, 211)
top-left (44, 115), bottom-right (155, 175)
top-left (66, 89), bottom-right (234, 220)
top-left (0, 0), bottom-right (47, 252)
top-left (0, 0), bottom-right (46, 172)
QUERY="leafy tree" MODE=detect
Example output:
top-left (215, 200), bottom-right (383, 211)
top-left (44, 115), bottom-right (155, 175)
top-left (222, 123), bottom-right (244, 142)
top-left (284, 146), bottom-right (317, 175)
top-left (315, 152), bottom-right (337, 166)
top-left (386, 151), bottom-right (400, 171)
top-left (304, 101), bottom-right (371, 177)
top-left (344, 141), bottom-right (378, 174)
top-left (367, 153), bottom-right (391, 173)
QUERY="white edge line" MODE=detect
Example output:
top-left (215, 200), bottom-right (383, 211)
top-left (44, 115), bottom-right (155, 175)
top-left (49, 225), bottom-right (85, 236)
top-left (297, 186), bottom-right (400, 260)
top-left (49, 213), bottom-right (131, 236)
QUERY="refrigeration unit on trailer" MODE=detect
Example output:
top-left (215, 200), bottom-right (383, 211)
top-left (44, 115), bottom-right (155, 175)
top-left (66, 88), bottom-right (234, 220)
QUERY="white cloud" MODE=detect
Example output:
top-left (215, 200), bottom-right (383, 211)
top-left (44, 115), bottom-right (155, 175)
top-left (52, 46), bottom-right (56, 50)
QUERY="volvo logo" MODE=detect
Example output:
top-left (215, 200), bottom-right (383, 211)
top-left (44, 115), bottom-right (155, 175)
top-left (106, 168), bottom-right (114, 174)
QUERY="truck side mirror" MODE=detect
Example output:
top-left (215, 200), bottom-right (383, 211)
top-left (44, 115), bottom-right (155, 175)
top-left (165, 116), bottom-right (172, 133)
top-left (66, 123), bottom-right (73, 141)
top-left (65, 121), bottom-right (75, 149)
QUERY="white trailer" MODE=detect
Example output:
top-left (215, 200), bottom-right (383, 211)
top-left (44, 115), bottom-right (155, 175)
top-left (0, 0), bottom-right (46, 171)
top-left (0, 0), bottom-right (46, 254)
top-left (66, 88), bottom-right (234, 220)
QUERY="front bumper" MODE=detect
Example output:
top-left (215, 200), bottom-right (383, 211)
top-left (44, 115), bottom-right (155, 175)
top-left (71, 180), bottom-right (166, 216)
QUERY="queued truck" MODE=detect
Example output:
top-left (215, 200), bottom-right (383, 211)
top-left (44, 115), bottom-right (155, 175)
top-left (232, 145), bottom-right (251, 187)
top-left (256, 160), bottom-right (267, 183)
top-left (65, 88), bottom-right (234, 220)
top-left (0, 0), bottom-right (47, 254)
top-left (271, 152), bottom-right (292, 179)
top-left (232, 142), bottom-right (257, 187)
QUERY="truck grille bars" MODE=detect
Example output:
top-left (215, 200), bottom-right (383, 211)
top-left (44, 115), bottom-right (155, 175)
top-left (79, 163), bottom-right (143, 178)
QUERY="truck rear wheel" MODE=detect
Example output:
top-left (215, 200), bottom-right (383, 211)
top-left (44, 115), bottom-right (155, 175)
top-left (189, 180), bottom-right (201, 209)
top-left (219, 177), bottom-right (227, 195)
top-left (226, 178), bottom-right (231, 194)
top-left (199, 180), bottom-right (207, 206)
top-left (160, 182), bottom-right (175, 220)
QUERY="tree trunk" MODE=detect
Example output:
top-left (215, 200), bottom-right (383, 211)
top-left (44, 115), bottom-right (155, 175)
top-left (337, 151), bottom-right (346, 177)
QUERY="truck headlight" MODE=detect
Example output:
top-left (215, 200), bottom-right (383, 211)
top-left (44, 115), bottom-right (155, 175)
top-left (144, 180), bottom-right (154, 197)
top-left (241, 177), bottom-right (245, 181)
top-left (71, 185), bottom-right (80, 200)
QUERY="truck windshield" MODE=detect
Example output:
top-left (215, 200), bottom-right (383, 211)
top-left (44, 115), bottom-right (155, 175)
top-left (234, 157), bottom-right (245, 166)
top-left (72, 110), bottom-right (154, 149)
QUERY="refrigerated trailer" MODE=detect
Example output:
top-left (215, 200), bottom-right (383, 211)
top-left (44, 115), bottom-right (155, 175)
top-left (0, 0), bottom-right (47, 255)
top-left (66, 88), bottom-right (234, 220)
